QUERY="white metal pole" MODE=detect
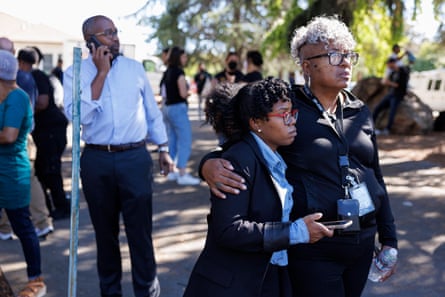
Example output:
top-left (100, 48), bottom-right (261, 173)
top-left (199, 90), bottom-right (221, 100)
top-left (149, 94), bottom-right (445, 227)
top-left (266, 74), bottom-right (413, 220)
top-left (68, 47), bottom-right (82, 297)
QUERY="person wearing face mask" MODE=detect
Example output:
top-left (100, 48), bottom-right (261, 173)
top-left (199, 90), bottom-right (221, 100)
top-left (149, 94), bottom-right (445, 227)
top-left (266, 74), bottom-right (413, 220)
top-left (214, 51), bottom-right (245, 84)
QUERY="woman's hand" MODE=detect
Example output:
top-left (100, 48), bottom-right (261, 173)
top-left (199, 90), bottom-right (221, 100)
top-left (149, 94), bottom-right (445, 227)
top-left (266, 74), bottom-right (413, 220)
top-left (379, 245), bottom-right (397, 282)
top-left (202, 158), bottom-right (246, 199)
top-left (303, 213), bottom-right (334, 243)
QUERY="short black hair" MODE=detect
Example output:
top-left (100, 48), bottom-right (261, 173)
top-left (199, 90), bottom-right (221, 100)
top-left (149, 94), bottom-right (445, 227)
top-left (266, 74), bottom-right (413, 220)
top-left (387, 57), bottom-right (398, 64)
top-left (17, 48), bottom-right (37, 64)
top-left (247, 50), bottom-right (263, 66)
top-left (392, 44), bottom-right (400, 51)
top-left (30, 46), bottom-right (43, 62)
top-left (225, 51), bottom-right (239, 61)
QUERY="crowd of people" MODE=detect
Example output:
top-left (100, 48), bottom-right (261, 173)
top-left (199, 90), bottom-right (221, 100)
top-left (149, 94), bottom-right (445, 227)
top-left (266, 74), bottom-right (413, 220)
top-left (0, 13), bottom-right (401, 297)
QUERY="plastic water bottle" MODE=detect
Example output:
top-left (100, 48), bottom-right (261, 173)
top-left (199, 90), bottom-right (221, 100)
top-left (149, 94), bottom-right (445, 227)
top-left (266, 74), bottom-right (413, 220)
top-left (368, 247), bottom-right (398, 282)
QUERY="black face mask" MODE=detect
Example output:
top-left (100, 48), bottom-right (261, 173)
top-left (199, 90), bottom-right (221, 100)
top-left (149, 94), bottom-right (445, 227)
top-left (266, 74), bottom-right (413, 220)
top-left (228, 61), bottom-right (238, 71)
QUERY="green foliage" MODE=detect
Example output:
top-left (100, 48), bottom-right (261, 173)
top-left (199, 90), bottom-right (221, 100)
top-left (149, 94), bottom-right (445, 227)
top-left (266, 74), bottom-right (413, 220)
top-left (414, 42), bottom-right (445, 71)
top-left (128, 0), bottom-right (445, 79)
top-left (351, 1), bottom-right (393, 77)
top-left (262, 5), bottom-right (303, 57)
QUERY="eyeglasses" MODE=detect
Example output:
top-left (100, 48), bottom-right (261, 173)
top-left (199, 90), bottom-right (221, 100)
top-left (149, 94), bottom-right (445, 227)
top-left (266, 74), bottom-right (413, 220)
top-left (305, 51), bottom-right (359, 66)
top-left (268, 109), bottom-right (299, 126)
top-left (94, 28), bottom-right (119, 38)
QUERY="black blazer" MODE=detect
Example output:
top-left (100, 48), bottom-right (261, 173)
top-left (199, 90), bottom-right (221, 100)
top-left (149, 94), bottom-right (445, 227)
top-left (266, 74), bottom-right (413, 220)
top-left (184, 133), bottom-right (291, 297)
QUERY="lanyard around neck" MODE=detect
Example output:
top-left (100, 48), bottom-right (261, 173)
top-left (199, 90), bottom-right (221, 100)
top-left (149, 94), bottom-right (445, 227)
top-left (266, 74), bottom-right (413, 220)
top-left (303, 84), bottom-right (351, 196)
top-left (302, 84), bottom-right (344, 138)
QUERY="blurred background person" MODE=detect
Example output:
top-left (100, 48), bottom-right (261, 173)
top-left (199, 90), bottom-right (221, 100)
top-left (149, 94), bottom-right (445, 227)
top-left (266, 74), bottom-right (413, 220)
top-left (244, 50), bottom-right (263, 82)
top-left (31, 46), bottom-right (70, 220)
top-left (213, 51), bottom-right (245, 84)
top-left (193, 62), bottom-right (212, 120)
top-left (51, 58), bottom-right (63, 84)
top-left (373, 57), bottom-right (410, 135)
top-left (162, 46), bottom-right (200, 185)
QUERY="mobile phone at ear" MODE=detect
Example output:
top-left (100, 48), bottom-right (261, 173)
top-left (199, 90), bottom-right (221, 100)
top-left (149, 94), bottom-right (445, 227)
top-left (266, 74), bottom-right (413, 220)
top-left (321, 219), bottom-right (353, 230)
top-left (86, 35), bottom-right (103, 53)
top-left (87, 36), bottom-right (112, 64)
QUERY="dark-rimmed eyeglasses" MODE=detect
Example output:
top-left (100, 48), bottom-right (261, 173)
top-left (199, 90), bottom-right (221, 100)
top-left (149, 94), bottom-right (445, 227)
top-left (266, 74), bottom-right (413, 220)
top-left (305, 51), bottom-right (359, 66)
top-left (94, 28), bottom-right (119, 38)
top-left (268, 109), bottom-right (299, 126)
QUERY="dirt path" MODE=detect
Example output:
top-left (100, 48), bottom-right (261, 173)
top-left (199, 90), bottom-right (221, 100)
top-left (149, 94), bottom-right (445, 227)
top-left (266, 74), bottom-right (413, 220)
top-left (376, 132), bottom-right (445, 166)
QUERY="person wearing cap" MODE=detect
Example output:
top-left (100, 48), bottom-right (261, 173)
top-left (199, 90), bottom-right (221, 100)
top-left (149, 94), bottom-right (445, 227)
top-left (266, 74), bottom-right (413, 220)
top-left (372, 56), bottom-right (410, 135)
top-left (0, 49), bottom-right (47, 297)
top-left (0, 39), bottom-right (54, 241)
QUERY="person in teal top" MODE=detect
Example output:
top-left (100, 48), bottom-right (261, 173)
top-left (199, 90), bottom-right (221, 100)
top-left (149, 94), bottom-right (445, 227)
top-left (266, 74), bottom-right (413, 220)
top-left (0, 49), bottom-right (47, 297)
top-left (0, 87), bottom-right (33, 208)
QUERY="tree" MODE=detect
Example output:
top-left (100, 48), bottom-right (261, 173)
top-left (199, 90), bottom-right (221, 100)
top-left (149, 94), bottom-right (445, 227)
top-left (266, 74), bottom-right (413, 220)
top-left (127, 0), bottom-right (445, 77)
top-left (126, 0), bottom-right (279, 75)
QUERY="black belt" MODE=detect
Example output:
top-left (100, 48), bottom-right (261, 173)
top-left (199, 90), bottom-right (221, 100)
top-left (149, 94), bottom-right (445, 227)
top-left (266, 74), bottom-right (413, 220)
top-left (85, 140), bottom-right (145, 152)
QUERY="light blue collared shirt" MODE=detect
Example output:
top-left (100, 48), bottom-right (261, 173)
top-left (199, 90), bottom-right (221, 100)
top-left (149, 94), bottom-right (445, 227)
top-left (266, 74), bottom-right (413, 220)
top-left (63, 55), bottom-right (167, 146)
top-left (252, 132), bottom-right (309, 266)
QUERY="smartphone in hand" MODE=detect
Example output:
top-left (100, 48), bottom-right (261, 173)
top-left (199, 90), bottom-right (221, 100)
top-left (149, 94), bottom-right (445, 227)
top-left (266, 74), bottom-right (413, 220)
top-left (321, 219), bottom-right (353, 230)
top-left (87, 36), bottom-right (103, 53)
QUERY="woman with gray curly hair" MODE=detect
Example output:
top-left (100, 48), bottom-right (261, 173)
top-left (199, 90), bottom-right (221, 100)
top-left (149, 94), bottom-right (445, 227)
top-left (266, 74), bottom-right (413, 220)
top-left (199, 15), bottom-right (398, 297)
top-left (282, 15), bottom-right (398, 297)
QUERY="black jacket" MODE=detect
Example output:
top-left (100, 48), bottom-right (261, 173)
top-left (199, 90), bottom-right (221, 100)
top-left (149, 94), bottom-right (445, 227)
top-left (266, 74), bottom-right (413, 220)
top-left (280, 85), bottom-right (397, 248)
top-left (199, 86), bottom-right (397, 249)
top-left (185, 133), bottom-right (291, 297)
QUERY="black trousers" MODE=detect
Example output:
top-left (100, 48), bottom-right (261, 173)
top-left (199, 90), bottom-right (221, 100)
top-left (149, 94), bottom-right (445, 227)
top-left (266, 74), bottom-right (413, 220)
top-left (288, 227), bottom-right (376, 297)
top-left (32, 129), bottom-right (69, 213)
top-left (80, 146), bottom-right (156, 297)
top-left (372, 93), bottom-right (403, 130)
top-left (261, 264), bottom-right (292, 297)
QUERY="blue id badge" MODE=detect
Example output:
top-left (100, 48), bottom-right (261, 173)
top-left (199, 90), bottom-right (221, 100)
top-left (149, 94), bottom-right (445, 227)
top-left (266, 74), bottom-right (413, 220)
top-left (349, 182), bottom-right (375, 216)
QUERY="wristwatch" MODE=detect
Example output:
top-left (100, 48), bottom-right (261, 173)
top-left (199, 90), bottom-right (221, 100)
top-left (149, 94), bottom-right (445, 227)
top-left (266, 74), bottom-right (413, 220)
top-left (158, 145), bottom-right (169, 153)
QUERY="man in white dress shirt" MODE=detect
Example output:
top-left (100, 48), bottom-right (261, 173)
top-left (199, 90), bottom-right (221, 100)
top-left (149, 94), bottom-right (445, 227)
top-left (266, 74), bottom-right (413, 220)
top-left (63, 15), bottom-right (172, 297)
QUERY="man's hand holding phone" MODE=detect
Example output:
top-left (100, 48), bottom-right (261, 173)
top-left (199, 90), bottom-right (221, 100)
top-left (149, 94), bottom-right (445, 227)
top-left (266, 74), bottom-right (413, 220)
top-left (87, 36), bottom-right (112, 70)
top-left (87, 35), bottom-right (113, 100)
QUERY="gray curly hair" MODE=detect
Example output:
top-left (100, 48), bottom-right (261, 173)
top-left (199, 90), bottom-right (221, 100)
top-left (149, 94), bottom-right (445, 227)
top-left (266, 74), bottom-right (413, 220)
top-left (290, 15), bottom-right (356, 64)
